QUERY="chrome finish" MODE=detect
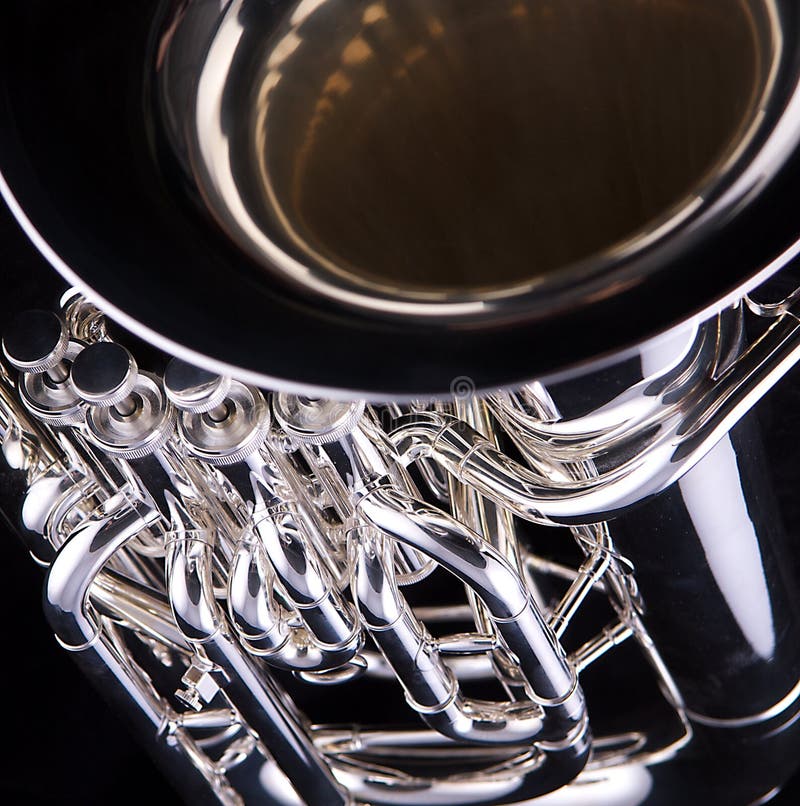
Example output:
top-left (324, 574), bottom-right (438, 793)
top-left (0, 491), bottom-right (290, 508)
top-left (385, 310), bottom-right (800, 523)
top-left (165, 359), bottom-right (233, 416)
top-left (165, 512), bottom-right (350, 806)
top-left (71, 341), bottom-right (139, 408)
top-left (227, 531), bottom-right (355, 672)
top-left (249, 472), bottom-right (362, 663)
top-left (274, 395), bottom-right (366, 446)
top-left (2, 309), bottom-right (70, 375)
top-left (178, 381), bottom-right (269, 466)
top-left (352, 524), bottom-right (577, 747)
top-left (2, 275), bottom-right (800, 803)
top-left (17, 341), bottom-right (84, 427)
top-left (83, 370), bottom-right (176, 460)
top-left (164, 0), bottom-right (777, 317)
top-left (6, 2), bottom-right (800, 395)
top-left (0, 297), bottom-right (648, 801)
top-left (47, 491), bottom-right (163, 650)
top-left (4, 1), bottom-right (800, 804)
top-left (70, 343), bottom-right (178, 460)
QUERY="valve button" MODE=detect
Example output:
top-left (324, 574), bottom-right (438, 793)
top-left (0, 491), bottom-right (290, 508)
top-left (164, 358), bottom-right (231, 414)
top-left (2, 310), bottom-right (69, 373)
top-left (273, 394), bottom-right (365, 445)
top-left (70, 342), bottom-right (138, 407)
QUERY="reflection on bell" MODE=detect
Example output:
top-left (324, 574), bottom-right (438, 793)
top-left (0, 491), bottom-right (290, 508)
top-left (193, 0), bottom-right (766, 299)
top-left (5, 2), bottom-right (800, 802)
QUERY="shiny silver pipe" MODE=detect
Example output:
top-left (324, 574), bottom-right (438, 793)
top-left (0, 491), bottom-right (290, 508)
top-left (40, 479), bottom-right (167, 725)
top-left (248, 468), bottom-right (363, 667)
top-left (165, 521), bottom-right (350, 806)
top-left (92, 570), bottom-right (191, 653)
top-left (388, 314), bottom-right (800, 524)
top-left (45, 490), bottom-right (162, 650)
top-left (34, 475), bottom-right (234, 802)
top-left (22, 466), bottom-right (95, 552)
top-left (173, 393), bottom-right (365, 675)
top-left (489, 315), bottom-right (725, 455)
top-left (0, 363), bottom-right (61, 468)
top-left (263, 443), bottom-right (351, 578)
top-left (330, 739), bottom-right (591, 806)
top-left (353, 525), bottom-right (551, 745)
top-left (277, 402), bottom-right (586, 741)
top-left (356, 484), bottom-right (585, 740)
top-left (549, 525), bottom-right (613, 640)
top-left (228, 529), bottom-right (363, 675)
top-left (52, 618), bottom-right (231, 805)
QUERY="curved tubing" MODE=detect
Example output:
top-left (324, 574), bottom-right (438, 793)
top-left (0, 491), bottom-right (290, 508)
top-left (11, 374), bottom-right (346, 804)
top-left (249, 472), bottom-right (362, 658)
top-left (92, 571), bottom-right (191, 652)
top-left (491, 316), bottom-right (715, 449)
top-left (263, 445), bottom-right (351, 571)
top-left (45, 492), bottom-right (161, 650)
top-left (493, 306), bottom-right (742, 456)
top-left (549, 526), bottom-right (613, 639)
top-left (42, 487), bottom-right (171, 727)
top-left (329, 732), bottom-right (591, 806)
top-left (228, 533), bottom-right (361, 672)
top-left (356, 485), bottom-right (586, 745)
top-left (353, 527), bottom-right (550, 745)
top-left (21, 467), bottom-right (87, 540)
top-left (32, 480), bottom-right (252, 804)
top-left (166, 521), bottom-right (350, 806)
top-left (165, 533), bottom-right (222, 643)
top-left (0, 368), bottom-right (61, 465)
top-left (16, 467), bottom-right (81, 565)
top-left (389, 317), bottom-right (800, 524)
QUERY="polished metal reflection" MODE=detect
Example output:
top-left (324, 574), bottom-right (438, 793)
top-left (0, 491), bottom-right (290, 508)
top-left (165, 0), bottom-right (776, 312)
top-left (5, 268), bottom-right (800, 803)
top-left (2, 0), bottom-right (800, 803)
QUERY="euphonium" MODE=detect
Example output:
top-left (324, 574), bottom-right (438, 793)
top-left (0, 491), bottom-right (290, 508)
top-left (3, 1), bottom-right (800, 803)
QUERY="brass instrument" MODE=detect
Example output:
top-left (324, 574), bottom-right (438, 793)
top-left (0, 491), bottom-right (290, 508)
top-left (2, 2), bottom-right (800, 803)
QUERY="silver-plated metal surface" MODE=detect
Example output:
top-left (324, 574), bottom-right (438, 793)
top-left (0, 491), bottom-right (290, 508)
top-left (274, 395), bottom-right (366, 446)
top-left (4, 1), bottom-right (800, 802)
top-left (18, 340), bottom-right (85, 426)
top-left (1, 281), bottom-right (800, 803)
top-left (71, 341), bottom-right (139, 408)
top-left (2, 309), bottom-right (69, 374)
top-left (167, 0), bottom-right (779, 317)
top-left (386, 309), bottom-right (800, 523)
top-left (179, 382), bottom-right (269, 466)
top-left (166, 509), bottom-right (350, 806)
top-left (165, 359), bottom-right (233, 415)
top-left (5, 2), bottom-right (800, 396)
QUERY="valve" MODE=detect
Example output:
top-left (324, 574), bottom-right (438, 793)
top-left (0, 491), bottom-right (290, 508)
top-left (165, 358), bottom-right (269, 466)
top-left (164, 359), bottom-right (231, 416)
top-left (3, 309), bottom-right (70, 378)
top-left (70, 342), bottom-right (174, 459)
top-left (272, 394), bottom-right (365, 446)
top-left (2, 310), bottom-right (83, 425)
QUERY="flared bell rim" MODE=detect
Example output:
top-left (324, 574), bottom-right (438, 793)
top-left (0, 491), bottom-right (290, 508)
top-left (176, 0), bottom-right (780, 321)
top-left (2, 0), bottom-right (800, 399)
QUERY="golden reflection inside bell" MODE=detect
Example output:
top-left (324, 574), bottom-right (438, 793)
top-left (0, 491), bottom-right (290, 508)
top-left (247, 0), bottom-right (769, 296)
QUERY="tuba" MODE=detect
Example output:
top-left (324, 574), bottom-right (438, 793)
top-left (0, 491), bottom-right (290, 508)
top-left (3, 1), bottom-right (800, 803)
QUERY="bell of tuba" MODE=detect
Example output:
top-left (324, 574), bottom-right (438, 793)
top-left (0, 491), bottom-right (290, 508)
top-left (3, 1), bottom-right (800, 803)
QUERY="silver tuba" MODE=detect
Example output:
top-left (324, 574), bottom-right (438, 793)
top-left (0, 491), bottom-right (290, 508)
top-left (2, 1), bottom-right (800, 803)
